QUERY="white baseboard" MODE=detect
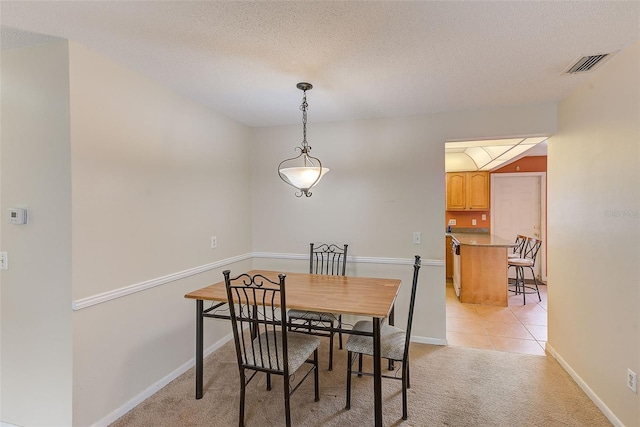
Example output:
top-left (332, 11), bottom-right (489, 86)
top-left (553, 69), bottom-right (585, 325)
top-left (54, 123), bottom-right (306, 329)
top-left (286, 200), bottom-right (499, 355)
top-left (91, 333), bottom-right (234, 427)
top-left (90, 331), bottom-right (443, 427)
top-left (546, 343), bottom-right (623, 427)
top-left (412, 335), bottom-right (447, 346)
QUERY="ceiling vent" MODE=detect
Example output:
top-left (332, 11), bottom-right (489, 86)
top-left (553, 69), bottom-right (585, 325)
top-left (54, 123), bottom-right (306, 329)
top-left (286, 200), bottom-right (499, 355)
top-left (563, 53), bottom-right (615, 74)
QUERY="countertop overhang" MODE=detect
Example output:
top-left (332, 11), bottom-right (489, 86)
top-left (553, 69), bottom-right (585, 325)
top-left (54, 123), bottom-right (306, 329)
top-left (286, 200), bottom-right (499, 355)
top-left (450, 233), bottom-right (515, 247)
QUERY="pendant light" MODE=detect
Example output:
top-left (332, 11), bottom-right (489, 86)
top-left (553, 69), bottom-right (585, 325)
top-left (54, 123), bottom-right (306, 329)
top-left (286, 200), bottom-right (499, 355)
top-left (278, 82), bottom-right (329, 197)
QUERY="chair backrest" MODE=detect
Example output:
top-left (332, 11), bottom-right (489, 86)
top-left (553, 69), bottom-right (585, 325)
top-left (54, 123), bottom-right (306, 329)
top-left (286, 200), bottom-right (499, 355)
top-left (522, 237), bottom-right (542, 266)
top-left (309, 243), bottom-right (348, 276)
top-left (402, 255), bottom-right (422, 362)
top-left (513, 235), bottom-right (527, 256)
top-left (223, 270), bottom-right (290, 376)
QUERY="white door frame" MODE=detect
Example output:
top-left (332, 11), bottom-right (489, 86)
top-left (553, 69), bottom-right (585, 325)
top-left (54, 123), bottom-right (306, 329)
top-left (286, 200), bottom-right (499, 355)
top-left (490, 172), bottom-right (547, 282)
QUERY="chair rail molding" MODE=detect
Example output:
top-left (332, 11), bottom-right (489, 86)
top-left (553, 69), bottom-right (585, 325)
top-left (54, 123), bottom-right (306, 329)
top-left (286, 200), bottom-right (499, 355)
top-left (71, 253), bottom-right (252, 310)
top-left (254, 251), bottom-right (442, 267)
top-left (72, 252), bottom-right (443, 311)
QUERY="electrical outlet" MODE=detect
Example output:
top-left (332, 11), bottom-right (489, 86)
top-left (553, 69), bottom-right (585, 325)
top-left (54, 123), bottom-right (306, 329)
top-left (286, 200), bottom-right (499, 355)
top-left (0, 252), bottom-right (7, 270)
top-left (482, 214), bottom-right (487, 221)
top-left (413, 232), bottom-right (422, 244)
top-left (472, 219), bottom-right (477, 226)
top-left (211, 236), bottom-right (217, 249)
top-left (628, 369), bottom-right (637, 393)
top-left (448, 219), bottom-right (456, 226)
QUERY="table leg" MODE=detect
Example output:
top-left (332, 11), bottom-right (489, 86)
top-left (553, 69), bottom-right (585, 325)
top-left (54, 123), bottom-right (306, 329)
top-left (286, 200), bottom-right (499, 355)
top-left (388, 306), bottom-right (395, 371)
top-left (373, 317), bottom-right (382, 427)
top-left (196, 299), bottom-right (203, 399)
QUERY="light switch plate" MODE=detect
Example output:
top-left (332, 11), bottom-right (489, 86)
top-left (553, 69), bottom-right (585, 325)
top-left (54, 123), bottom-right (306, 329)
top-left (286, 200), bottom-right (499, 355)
top-left (628, 369), bottom-right (637, 393)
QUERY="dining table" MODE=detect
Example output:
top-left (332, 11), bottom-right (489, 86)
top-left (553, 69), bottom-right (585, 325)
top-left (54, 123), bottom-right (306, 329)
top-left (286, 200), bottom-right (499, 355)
top-left (184, 269), bottom-right (402, 427)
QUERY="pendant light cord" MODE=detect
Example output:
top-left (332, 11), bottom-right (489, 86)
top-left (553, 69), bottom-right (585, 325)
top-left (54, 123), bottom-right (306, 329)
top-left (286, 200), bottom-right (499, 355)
top-left (300, 90), bottom-right (308, 148)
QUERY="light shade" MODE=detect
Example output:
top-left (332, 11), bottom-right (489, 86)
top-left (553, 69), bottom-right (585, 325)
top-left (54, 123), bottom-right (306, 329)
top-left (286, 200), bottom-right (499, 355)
top-left (279, 166), bottom-right (330, 190)
top-left (278, 82), bottom-right (329, 197)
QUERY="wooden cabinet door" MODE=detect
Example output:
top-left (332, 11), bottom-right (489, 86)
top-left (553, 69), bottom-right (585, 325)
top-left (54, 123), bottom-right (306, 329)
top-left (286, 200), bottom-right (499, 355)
top-left (466, 171), bottom-right (489, 210)
top-left (446, 171), bottom-right (489, 210)
top-left (446, 173), bottom-right (466, 210)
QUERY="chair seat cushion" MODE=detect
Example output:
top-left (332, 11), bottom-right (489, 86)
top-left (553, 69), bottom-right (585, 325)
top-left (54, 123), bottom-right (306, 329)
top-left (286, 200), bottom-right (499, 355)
top-left (288, 309), bottom-right (338, 323)
top-left (508, 258), bottom-right (534, 267)
top-left (244, 331), bottom-right (320, 373)
top-left (508, 253), bottom-right (519, 258)
top-left (344, 320), bottom-right (406, 361)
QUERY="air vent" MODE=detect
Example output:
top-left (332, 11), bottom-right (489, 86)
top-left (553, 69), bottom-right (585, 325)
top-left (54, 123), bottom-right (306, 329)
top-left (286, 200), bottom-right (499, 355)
top-left (564, 53), bottom-right (613, 74)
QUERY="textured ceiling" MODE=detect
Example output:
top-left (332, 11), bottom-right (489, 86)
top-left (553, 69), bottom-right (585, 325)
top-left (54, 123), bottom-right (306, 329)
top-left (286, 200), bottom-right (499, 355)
top-left (1, 1), bottom-right (639, 128)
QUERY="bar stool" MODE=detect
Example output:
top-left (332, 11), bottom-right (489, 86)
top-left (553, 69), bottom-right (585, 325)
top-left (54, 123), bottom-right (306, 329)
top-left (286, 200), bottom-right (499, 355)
top-left (508, 237), bottom-right (542, 304)
top-left (509, 235), bottom-right (527, 259)
top-left (508, 235), bottom-right (527, 286)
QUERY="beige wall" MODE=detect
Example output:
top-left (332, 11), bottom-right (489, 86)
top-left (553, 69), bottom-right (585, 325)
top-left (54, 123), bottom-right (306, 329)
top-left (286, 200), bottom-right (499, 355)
top-left (67, 42), bottom-right (253, 426)
top-left (68, 41), bottom-right (253, 299)
top-left (548, 42), bottom-right (640, 426)
top-left (251, 104), bottom-right (557, 341)
top-left (1, 40), bottom-right (253, 427)
top-left (1, 42), bottom-right (73, 426)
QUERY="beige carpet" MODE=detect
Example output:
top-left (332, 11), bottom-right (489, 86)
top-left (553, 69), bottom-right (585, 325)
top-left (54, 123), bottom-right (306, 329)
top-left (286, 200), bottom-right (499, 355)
top-left (111, 340), bottom-right (611, 427)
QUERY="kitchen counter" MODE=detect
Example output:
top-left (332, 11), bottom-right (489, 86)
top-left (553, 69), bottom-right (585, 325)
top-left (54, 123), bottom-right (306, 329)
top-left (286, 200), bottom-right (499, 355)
top-left (451, 233), bottom-right (515, 248)
top-left (450, 233), bottom-right (514, 306)
top-left (446, 227), bottom-right (488, 235)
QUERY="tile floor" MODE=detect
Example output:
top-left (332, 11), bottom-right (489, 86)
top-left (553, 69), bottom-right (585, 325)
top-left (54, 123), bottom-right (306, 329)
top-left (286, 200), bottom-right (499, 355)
top-left (446, 279), bottom-right (548, 356)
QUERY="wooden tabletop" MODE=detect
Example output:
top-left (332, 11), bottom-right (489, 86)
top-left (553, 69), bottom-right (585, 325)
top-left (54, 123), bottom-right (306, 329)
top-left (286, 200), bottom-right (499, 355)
top-left (185, 270), bottom-right (402, 319)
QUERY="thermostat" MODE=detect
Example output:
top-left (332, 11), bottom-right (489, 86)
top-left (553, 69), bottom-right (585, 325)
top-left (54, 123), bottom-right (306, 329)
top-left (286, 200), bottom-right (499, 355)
top-left (8, 207), bottom-right (28, 225)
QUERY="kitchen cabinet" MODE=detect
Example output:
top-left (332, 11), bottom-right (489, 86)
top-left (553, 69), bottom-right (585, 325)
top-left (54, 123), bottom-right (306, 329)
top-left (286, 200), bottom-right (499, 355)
top-left (446, 171), bottom-right (489, 210)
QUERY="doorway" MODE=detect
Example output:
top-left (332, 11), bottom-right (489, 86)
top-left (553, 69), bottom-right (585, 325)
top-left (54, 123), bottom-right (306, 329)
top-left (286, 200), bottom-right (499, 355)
top-left (445, 170), bottom-right (549, 355)
top-left (491, 172), bottom-right (546, 282)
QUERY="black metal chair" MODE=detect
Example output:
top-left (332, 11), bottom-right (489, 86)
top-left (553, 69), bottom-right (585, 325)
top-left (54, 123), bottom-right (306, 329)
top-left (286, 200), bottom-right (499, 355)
top-left (288, 243), bottom-right (348, 370)
top-left (508, 234), bottom-right (527, 286)
top-left (508, 237), bottom-right (542, 304)
top-left (223, 270), bottom-right (320, 427)
top-left (509, 234), bottom-right (527, 259)
top-left (344, 255), bottom-right (421, 421)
